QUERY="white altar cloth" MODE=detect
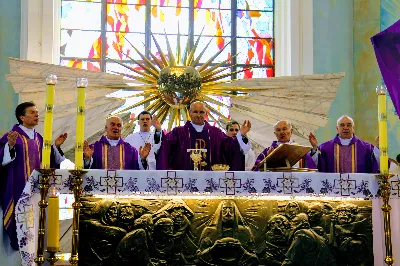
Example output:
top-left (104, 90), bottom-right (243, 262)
top-left (14, 170), bottom-right (400, 266)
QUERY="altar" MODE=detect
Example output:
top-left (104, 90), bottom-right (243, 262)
top-left (14, 170), bottom-right (400, 266)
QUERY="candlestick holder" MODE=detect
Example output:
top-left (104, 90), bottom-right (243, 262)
top-left (68, 169), bottom-right (87, 265)
top-left (46, 247), bottom-right (59, 266)
top-left (34, 168), bottom-right (55, 266)
top-left (376, 173), bottom-right (395, 266)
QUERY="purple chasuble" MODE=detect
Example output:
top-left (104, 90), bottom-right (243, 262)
top-left (252, 141), bottom-right (317, 171)
top-left (157, 121), bottom-right (244, 171)
top-left (0, 124), bottom-right (60, 248)
top-left (88, 136), bottom-right (139, 170)
top-left (318, 134), bottom-right (379, 173)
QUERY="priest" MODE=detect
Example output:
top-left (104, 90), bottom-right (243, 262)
top-left (309, 115), bottom-right (379, 173)
top-left (125, 111), bottom-right (163, 170)
top-left (252, 120), bottom-right (317, 171)
top-left (0, 102), bottom-right (67, 250)
top-left (83, 116), bottom-right (151, 170)
top-left (226, 121), bottom-right (256, 171)
top-left (156, 101), bottom-right (251, 171)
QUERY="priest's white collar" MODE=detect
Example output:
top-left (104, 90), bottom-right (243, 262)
top-left (277, 139), bottom-right (295, 145)
top-left (190, 122), bottom-right (205, 132)
top-left (106, 136), bottom-right (120, 146)
top-left (338, 136), bottom-right (353, 146)
top-left (19, 124), bottom-right (35, 139)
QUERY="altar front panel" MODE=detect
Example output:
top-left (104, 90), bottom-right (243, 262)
top-left (14, 170), bottom-right (400, 266)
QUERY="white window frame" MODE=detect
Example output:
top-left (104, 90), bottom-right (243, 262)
top-left (21, 0), bottom-right (312, 76)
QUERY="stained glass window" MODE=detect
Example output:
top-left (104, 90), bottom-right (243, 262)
top-left (60, 0), bottom-right (274, 78)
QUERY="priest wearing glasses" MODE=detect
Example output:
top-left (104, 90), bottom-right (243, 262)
top-left (83, 116), bottom-right (151, 170)
top-left (125, 111), bottom-right (163, 170)
top-left (157, 101), bottom-right (251, 171)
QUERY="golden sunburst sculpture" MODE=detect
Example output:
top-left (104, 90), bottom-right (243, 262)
top-left (106, 30), bottom-right (254, 131)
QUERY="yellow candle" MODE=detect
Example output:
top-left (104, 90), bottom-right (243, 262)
top-left (47, 187), bottom-right (59, 248)
top-left (377, 85), bottom-right (389, 174)
top-left (74, 78), bottom-right (88, 170)
top-left (41, 74), bottom-right (57, 169)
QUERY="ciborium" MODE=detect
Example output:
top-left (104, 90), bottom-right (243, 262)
top-left (158, 66), bottom-right (202, 109)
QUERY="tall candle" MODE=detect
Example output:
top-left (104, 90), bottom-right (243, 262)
top-left (377, 85), bottom-right (389, 174)
top-left (41, 74), bottom-right (57, 169)
top-left (74, 78), bottom-right (88, 170)
top-left (47, 187), bottom-right (59, 248)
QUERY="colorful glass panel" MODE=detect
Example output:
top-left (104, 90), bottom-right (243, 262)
top-left (106, 4), bottom-right (146, 33)
top-left (150, 34), bottom-right (189, 64)
top-left (151, 7), bottom-right (189, 34)
top-left (60, 30), bottom-right (103, 59)
top-left (106, 62), bottom-right (143, 75)
top-left (194, 9), bottom-right (231, 37)
top-left (194, 36), bottom-right (231, 64)
top-left (61, 1), bottom-right (102, 31)
top-left (237, 10), bottom-right (273, 38)
top-left (237, 0), bottom-right (273, 11)
top-left (194, 0), bottom-right (231, 9)
top-left (60, 58), bottom-right (101, 72)
top-left (151, 0), bottom-right (189, 7)
top-left (237, 66), bottom-right (274, 79)
top-left (236, 37), bottom-right (274, 66)
top-left (107, 32), bottom-right (146, 60)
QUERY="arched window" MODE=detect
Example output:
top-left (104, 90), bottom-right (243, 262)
top-left (60, 0), bottom-right (275, 79)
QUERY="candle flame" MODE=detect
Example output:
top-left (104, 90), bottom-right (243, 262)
top-left (51, 187), bottom-right (57, 197)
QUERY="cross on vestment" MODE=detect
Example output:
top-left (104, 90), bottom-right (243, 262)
top-left (219, 172), bottom-right (241, 196)
top-left (161, 171), bottom-right (184, 195)
top-left (16, 205), bottom-right (34, 229)
top-left (334, 174), bottom-right (357, 196)
top-left (277, 173), bottom-right (300, 194)
top-left (100, 170), bottom-right (124, 194)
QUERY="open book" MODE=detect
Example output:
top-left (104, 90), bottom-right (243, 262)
top-left (257, 143), bottom-right (312, 171)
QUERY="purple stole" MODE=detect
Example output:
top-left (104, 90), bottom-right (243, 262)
top-left (252, 141), bottom-right (317, 171)
top-left (89, 136), bottom-right (139, 170)
top-left (0, 124), bottom-right (59, 247)
top-left (318, 135), bottom-right (379, 173)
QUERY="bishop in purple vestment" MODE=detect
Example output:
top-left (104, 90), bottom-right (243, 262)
top-left (310, 115), bottom-right (379, 173)
top-left (83, 116), bottom-right (151, 170)
top-left (0, 102), bottom-right (67, 250)
top-left (157, 102), bottom-right (251, 171)
top-left (252, 120), bottom-right (317, 171)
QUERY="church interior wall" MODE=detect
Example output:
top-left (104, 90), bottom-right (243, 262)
top-left (0, 0), bottom-right (26, 263)
top-left (0, 0), bottom-right (19, 136)
top-left (0, 0), bottom-right (399, 264)
top-left (312, 0), bottom-right (356, 146)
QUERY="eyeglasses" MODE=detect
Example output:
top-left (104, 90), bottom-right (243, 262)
top-left (229, 128), bottom-right (239, 132)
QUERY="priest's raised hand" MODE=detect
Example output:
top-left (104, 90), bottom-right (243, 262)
top-left (83, 139), bottom-right (95, 161)
top-left (240, 120), bottom-right (252, 135)
top-left (6, 131), bottom-right (18, 149)
top-left (55, 133), bottom-right (68, 148)
top-left (139, 142), bottom-right (152, 159)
